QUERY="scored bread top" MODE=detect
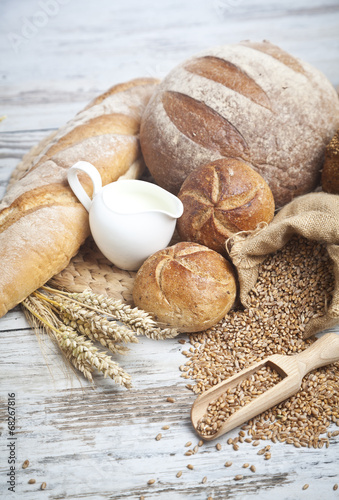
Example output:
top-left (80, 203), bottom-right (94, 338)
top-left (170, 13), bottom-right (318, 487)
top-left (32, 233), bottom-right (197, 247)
top-left (133, 242), bottom-right (237, 332)
top-left (177, 158), bottom-right (275, 254)
top-left (30, 79), bottom-right (156, 171)
top-left (140, 41), bottom-right (339, 206)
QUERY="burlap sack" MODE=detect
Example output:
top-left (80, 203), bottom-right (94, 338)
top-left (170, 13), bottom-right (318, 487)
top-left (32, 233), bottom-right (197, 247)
top-left (228, 192), bottom-right (339, 338)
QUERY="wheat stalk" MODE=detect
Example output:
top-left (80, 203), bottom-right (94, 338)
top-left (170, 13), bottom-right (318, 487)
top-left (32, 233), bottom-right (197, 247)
top-left (23, 295), bottom-right (132, 388)
top-left (22, 285), bottom-right (179, 387)
top-left (23, 293), bottom-right (131, 388)
top-left (37, 292), bottom-right (139, 345)
top-left (22, 296), bottom-right (95, 383)
top-left (61, 313), bottom-right (130, 355)
top-left (42, 287), bottom-right (179, 339)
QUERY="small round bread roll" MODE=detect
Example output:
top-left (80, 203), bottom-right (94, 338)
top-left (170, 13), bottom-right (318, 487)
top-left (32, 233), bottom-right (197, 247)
top-left (322, 129), bottom-right (339, 194)
top-left (177, 158), bottom-right (275, 255)
top-left (133, 242), bottom-right (237, 332)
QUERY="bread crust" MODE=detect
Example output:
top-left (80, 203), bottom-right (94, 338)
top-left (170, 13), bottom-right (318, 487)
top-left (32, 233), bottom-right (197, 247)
top-left (0, 78), bottom-right (159, 318)
top-left (133, 242), bottom-right (237, 332)
top-left (322, 129), bottom-right (339, 194)
top-left (140, 41), bottom-right (339, 206)
top-left (177, 158), bottom-right (275, 255)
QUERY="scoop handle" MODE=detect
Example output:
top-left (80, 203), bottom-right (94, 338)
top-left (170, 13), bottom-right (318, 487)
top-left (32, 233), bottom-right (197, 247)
top-left (67, 161), bottom-right (102, 212)
top-left (296, 332), bottom-right (339, 377)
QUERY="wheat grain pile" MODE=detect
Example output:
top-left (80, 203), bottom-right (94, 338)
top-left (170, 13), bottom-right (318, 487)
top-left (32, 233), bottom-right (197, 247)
top-left (182, 236), bottom-right (339, 448)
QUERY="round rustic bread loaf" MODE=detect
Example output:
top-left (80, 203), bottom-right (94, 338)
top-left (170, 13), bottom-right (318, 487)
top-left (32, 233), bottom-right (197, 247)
top-left (322, 129), bottom-right (339, 194)
top-left (140, 40), bottom-right (339, 207)
top-left (177, 158), bottom-right (275, 255)
top-left (132, 242), bottom-right (237, 332)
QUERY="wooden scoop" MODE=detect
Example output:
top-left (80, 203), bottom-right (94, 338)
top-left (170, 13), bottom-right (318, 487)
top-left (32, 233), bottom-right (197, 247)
top-left (191, 332), bottom-right (339, 441)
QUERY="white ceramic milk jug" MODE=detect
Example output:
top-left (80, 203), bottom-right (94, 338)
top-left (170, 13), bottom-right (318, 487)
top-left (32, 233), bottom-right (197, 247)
top-left (67, 161), bottom-right (183, 271)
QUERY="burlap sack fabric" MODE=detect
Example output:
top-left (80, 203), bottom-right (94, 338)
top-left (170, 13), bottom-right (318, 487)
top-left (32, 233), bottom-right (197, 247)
top-left (228, 192), bottom-right (339, 338)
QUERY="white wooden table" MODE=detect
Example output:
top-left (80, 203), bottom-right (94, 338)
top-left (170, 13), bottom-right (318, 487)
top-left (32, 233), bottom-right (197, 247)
top-left (1, 1), bottom-right (339, 499)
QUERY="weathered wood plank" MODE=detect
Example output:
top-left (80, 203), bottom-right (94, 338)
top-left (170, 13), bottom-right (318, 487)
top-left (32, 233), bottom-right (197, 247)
top-left (1, 316), bottom-right (339, 499)
top-left (1, 0), bottom-right (339, 498)
top-left (1, 0), bottom-right (339, 132)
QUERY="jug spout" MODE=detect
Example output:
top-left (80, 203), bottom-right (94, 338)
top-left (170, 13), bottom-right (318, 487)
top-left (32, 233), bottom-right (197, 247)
top-left (160, 194), bottom-right (184, 219)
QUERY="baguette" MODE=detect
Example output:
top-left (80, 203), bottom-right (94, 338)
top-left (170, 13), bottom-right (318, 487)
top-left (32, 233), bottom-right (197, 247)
top-left (0, 77), bottom-right (159, 318)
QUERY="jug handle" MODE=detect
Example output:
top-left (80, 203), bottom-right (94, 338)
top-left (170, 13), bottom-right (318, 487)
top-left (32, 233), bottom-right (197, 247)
top-left (67, 161), bottom-right (102, 212)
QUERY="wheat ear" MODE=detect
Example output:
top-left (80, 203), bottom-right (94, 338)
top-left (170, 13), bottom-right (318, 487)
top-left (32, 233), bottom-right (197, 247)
top-left (22, 296), bottom-right (94, 383)
top-left (22, 295), bottom-right (132, 388)
top-left (42, 287), bottom-right (179, 339)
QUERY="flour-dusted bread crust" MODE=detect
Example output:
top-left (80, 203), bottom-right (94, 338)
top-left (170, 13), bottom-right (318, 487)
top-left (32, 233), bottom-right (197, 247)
top-left (177, 158), bottom-right (275, 255)
top-left (0, 78), bottom-right (159, 318)
top-left (132, 242), bottom-right (237, 332)
top-left (140, 41), bottom-right (339, 207)
top-left (322, 129), bottom-right (339, 194)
